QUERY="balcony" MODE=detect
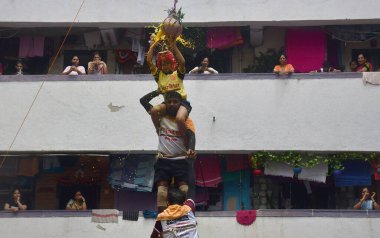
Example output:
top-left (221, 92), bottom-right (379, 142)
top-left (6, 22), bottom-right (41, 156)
top-left (1, 73), bottom-right (379, 153)
top-left (0, 209), bottom-right (379, 238)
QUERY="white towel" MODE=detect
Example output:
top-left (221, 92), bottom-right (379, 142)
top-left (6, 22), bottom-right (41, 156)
top-left (84, 31), bottom-right (101, 49)
top-left (362, 72), bottom-right (380, 85)
top-left (298, 162), bottom-right (328, 183)
top-left (264, 161), bottom-right (294, 178)
top-left (101, 29), bottom-right (118, 47)
top-left (92, 209), bottom-right (119, 223)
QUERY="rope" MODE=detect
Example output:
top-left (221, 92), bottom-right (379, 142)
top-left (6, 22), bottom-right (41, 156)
top-left (0, 0), bottom-right (87, 169)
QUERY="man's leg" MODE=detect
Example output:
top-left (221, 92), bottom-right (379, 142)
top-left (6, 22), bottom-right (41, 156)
top-left (157, 180), bottom-right (169, 213)
top-left (177, 181), bottom-right (189, 196)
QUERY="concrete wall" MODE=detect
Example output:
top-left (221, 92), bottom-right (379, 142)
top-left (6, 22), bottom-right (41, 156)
top-left (1, 0), bottom-right (380, 27)
top-left (0, 215), bottom-right (379, 238)
top-left (1, 74), bottom-right (380, 153)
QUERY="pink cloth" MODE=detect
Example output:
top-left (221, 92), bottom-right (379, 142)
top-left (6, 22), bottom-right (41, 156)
top-left (370, 159), bottom-right (380, 181)
top-left (19, 36), bottom-right (33, 58)
top-left (206, 27), bottom-right (243, 49)
top-left (226, 154), bottom-right (249, 172)
top-left (33, 36), bottom-right (45, 57)
top-left (19, 36), bottom-right (45, 58)
top-left (195, 155), bottom-right (222, 187)
top-left (286, 29), bottom-right (326, 73)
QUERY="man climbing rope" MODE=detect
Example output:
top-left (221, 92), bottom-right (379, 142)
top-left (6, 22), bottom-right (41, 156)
top-left (141, 90), bottom-right (196, 212)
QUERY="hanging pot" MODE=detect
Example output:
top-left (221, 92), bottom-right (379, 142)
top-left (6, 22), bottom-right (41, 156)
top-left (293, 166), bottom-right (302, 175)
top-left (333, 169), bottom-right (342, 177)
top-left (162, 16), bottom-right (183, 39)
top-left (253, 169), bottom-right (262, 176)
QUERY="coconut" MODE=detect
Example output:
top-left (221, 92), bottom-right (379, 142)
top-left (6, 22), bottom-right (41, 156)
top-left (161, 15), bottom-right (183, 39)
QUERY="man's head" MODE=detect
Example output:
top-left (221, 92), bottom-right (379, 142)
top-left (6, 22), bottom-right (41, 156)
top-left (164, 91), bottom-right (182, 116)
top-left (157, 50), bottom-right (177, 74)
top-left (167, 188), bottom-right (186, 206)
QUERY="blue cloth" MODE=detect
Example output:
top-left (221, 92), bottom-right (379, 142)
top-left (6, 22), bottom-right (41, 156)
top-left (222, 170), bottom-right (251, 211)
top-left (334, 160), bottom-right (372, 187)
top-left (109, 154), bottom-right (155, 192)
top-left (361, 200), bottom-right (374, 210)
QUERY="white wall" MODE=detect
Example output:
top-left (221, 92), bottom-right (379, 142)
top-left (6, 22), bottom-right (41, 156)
top-left (1, 75), bottom-right (380, 153)
top-left (1, 0), bottom-right (380, 27)
top-left (0, 216), bottom-right (379, 238)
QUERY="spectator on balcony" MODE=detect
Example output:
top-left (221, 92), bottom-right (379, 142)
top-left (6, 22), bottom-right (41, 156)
top-left (356, 53), bottom-right (373, 72)
top-left (88, 52), bottom-right (108, 75)
top-left (66, 191), bottom-right (87, 210)
top-left (13, 61), bottom-right (28, 75)
top-left (349, 60), bottom-right (358, 72)
top-left (353, 187), bottom-right (380, 210)
top-left (189, 57), bottom-right (218, 74)
top-left (62, 56), bottom-right (86, 75)
top-left (273, 54), bottom-right (295, 75)
top-left (4, 188), bottom-right (27, 212)
top-left (309, 61), bottom-right (341, 73)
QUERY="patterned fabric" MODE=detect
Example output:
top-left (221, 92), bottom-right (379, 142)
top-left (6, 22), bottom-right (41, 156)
top-left (156, 70), bottom-right (187, 99)
top-left (158, 116), bottom-right (195, 160)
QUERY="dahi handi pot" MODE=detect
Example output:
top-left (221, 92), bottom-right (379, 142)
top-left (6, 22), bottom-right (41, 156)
top-left (162, 16), bottom-right (183, 39)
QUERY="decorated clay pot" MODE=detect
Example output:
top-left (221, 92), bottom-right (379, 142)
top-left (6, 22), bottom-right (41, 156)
top-left (293, 166), bottom-right (302, 175)
top-left (162, 16), bottom-right (183, 39)
top-left (253, 169), bottom-right (262, 176)
top-left (333, 169), bottom-right (342, 177)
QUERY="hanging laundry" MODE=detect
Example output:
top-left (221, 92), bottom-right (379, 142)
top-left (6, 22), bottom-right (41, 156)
top-left (0, 158), bottom-right (18, 177)
top-left (124, 28), bottom-right (145, 40)
top-left (206, 27), bottom-right (244, 50)
top-left (285, 29), bottom-right (326, 73)
top-left (226, 154), bottom-right (249, 172)
top-left (116, 190), bottom-right (156, 211)
top-left (131, 39), bottom-right (145, 66)
top-left (223, 170), bottom-right (251, 211)
top-left (264, 161), bottom-right (294, 178)
top-left (19, 36), bottom-right (34, 58)
top-left (84, 31), bottom-right (102, 49)
top-left (17, 157), bottom-right (39, 177)
top-left (100, 29), bottom-right (118, 47)
top-left (33, 36), bottom-right (45, 57)
top-left (334, 160), bottom-right (372, 187)
top-left (19, 36), bottom-right (45, 58)
top-left (195, 155), bottom-right (222, 187)
top-left (362, 72), bottom-right (380, 85)
top-left (108, 154), bottom-right (155, 192)
top-left (92, 209), bottom-right (119, 223)
top-left (298, 162), bottom-right (328, 183)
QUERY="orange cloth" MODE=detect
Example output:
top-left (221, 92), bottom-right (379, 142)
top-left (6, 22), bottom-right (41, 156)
top-left (274, 64), bottom-right (294, 73)
top-left (157, 204), bottom-right (191, 221)
top-left (17, 158), bottom-right (39, 177)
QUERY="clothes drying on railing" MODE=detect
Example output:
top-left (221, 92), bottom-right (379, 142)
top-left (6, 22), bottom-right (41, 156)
top-left (206, 27), bottom-right (244, 49)
top-left (109, 154), bottom-right (155, 192)
top-left (195, 155), bottom-right (222, 187)
top-left (285, 29), bottom-right (326, 73)
top-left (334, 160), bottom-right (372, 187)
